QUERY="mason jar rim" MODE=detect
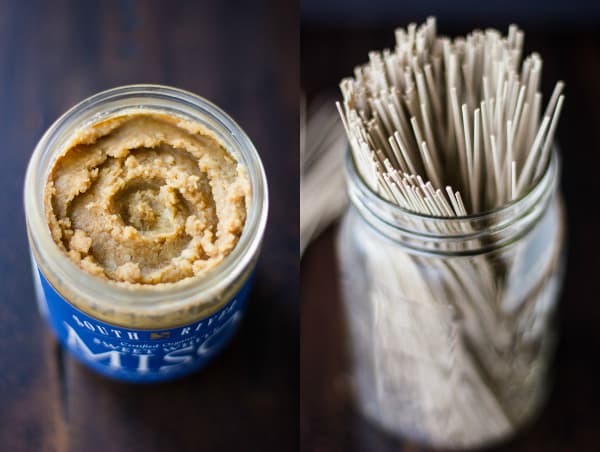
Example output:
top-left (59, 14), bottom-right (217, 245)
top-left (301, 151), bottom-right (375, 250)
top-left (345, 146), bottom-right (559, 245)
top-left (24, 84), bottom-right (268, 315)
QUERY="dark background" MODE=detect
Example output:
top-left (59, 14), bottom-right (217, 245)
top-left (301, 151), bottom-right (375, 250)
top-left (0, 1), bottom-right (298, 451)
top-left (302, 0), bottom-right (600, 27)
top-left (301, 3), bottom-right (600, 452)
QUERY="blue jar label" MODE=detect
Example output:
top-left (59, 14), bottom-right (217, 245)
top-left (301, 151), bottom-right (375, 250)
top-left (35, 265), bottom-right (251, 382)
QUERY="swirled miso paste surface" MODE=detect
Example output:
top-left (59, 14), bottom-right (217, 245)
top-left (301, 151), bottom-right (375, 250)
top-left (45, 113), bottom-right (250, 285)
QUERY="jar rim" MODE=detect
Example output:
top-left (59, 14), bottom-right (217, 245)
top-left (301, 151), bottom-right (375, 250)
top-left (345, 146), bottom-right (559, 247)
top-left (24, 84), bottom-right (268, 315)
top-left (346, 148), bottom-right (557, 220)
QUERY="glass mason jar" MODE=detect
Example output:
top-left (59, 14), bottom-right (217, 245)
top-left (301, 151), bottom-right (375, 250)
top-left (24, 85), bottom-right (268, 383)
top-left (337, 150), bottom-right (565, 449)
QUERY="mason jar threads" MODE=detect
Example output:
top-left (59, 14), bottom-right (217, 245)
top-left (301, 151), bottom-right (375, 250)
top-left (24, 85), bottom-right (268, 383)
top-left (337, 150), bottom-right (565, 449)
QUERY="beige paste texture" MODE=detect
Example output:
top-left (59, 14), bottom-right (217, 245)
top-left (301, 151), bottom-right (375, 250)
top-left (45, 113), bottom-right (250, 285)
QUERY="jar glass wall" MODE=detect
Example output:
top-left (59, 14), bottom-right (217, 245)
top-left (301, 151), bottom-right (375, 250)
top-left (337, 150), bottom-right (565, 449)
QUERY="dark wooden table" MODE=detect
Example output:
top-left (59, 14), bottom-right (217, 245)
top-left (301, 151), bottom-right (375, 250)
top-left (0, 1), bottom-right (298, 451)
top-left (301, 21), bottom-right (600, 452)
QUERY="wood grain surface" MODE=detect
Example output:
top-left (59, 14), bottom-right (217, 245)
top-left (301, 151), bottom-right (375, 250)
top-left (0, 1), bottom-right (298, 451)
top-left (301, 22), bottom-right (600, 452)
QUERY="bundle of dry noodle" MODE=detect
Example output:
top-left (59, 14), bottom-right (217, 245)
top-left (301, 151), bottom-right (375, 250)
top-left (300, 95), bottom-right (347, 255)
top-left (337, 17), bottom-right (563, 215)
top-left (332, 18), bottom-right (565, 448)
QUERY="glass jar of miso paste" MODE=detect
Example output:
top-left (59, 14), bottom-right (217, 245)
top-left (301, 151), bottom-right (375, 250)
top-left (24, 85), bottom-right (268, 382)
